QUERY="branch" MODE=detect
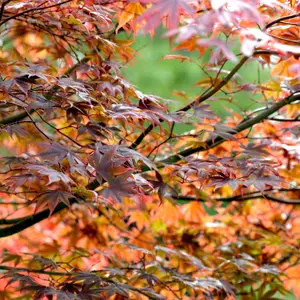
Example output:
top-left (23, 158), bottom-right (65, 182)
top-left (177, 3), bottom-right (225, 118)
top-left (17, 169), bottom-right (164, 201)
top-left (130, 56), bottom-right (249, 150)
top-left (268, 116), bottom-right (300, 122)
top-left (0, 216), bottom-right (28, 225)
top-left (0, 0), bottom-right (72, 26)
top-left (160, 91), bottom-right (300, 165)
top-left (176, 190), bottom-right (300, 205)
top-left (265, 13), bottom-right (300, 29)
top-left (179, 56), bottom-right (250, 112)
top-left (0, 111), bottom-right (28, 126)
top-left (0, 265), bottom-right (70, 276)
top-left (0, 198), bottom-right (77, 238)
top-left (130, 51), bottom-right (281, 150)
top-left (0, 0), bottom-right (11, 22)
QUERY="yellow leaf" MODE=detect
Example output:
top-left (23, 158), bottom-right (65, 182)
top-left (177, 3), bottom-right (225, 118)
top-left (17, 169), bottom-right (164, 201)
top-left (64, 16), bottom-right (82, 26)
top-left (194, 77), bottom-right (215, 87)
top-left (261, 80), bottom-right (282, 99)
top-left (129, 211), bottom-right (149, 230)
top-left (290, 0), bottom-right (296, 7)
top-left (151, 219), bottom-right (167, 234)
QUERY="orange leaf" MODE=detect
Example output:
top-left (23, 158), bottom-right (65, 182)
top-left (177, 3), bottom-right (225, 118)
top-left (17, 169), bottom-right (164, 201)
top-left (161, 54), bottom-right (193, 63)
top-left (181, 201), bottom-right (205, 223)
top-left (116, 3), bottom-right (145, 33)
top-left (271, 56), bottom-right (298, 80)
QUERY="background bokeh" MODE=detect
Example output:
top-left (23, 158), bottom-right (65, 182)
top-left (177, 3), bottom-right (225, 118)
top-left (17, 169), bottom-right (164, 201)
top-left (119, 29), bottom-right (270, 122)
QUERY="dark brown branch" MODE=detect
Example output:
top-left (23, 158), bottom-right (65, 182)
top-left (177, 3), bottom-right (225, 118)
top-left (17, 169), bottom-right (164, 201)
top-left (176, 190), bottom-right (300, 205)
top-left (0, 216), bottom-right (29, 225)
top-left (265, 13), bottom-right (300, 29)
top-left (130, 50), bottom-right (280, 150)
top-left (268, 116), bottom-right (299, 122)
top-left (0, 265), bottom-right (70, 276)
top-left (0, 0), bottom-right (72, 26)
top-left (0, 0), bottom-right (11, 22)
top-left (0, 198), bottom-right (78, 238)
top-left (179, 56), bottom-right (250, 112)
top-left (159, 91), bottom-right (300, 165)
top-left (130, 56), bottom-right (249, 150)
top-left (267, 32), bottom-right (300, 44)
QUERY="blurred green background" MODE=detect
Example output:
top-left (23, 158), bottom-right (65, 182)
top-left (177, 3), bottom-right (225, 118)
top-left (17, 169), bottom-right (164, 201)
top-left (119, 29), bottom-right (270, 120)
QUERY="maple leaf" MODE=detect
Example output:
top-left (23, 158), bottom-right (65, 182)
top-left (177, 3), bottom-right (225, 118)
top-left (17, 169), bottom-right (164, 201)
top-left (241, 143), bottom-right (270, 157)
top-left (38, 142), bottom-right (77, 164)
top-left (158, 183), bottom-right (178, 202)
top-left (78, 122), bottom-right (119, 141)
top-left (0, 79), bottom-right (14, 94)
top-left (192, 104), bottom-right (217, 121)
top-left (117, 146), bottom-right (158, 171)
top-left (3, 272), bottom-right (39, 289)
top-left (198, 38), bottom-right (238, 63)
top-left (4, 174), bottom-right (36, 190)
top-left (26, 164), bottom-right (71, 185)
top-left (210, 124), bottom-right (238, 142)
top-left (244, 175), bottom-right (283, 193)
top-left (34, 190), bottom-right (73, 215)
top-left (139, 0), bottom-right (195, 30)
top-left (3, 124), bottom-right (28, 138)
top-left (27, 92), bottom-right (55, 114)
top-left (116, 2), bottom-right (145, 33)
top-left (101, 172), bottom-right (137, 203)
top-left (26, 253), bottom-right (57, 268)
top-left (91, 144), bottom-right (128, 183)
top-left (1, 251), bottom-right (22, 266)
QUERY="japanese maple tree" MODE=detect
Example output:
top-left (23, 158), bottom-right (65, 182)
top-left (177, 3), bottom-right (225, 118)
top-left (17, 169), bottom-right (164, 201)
top-left (0, 0), bottom-right (299, 299)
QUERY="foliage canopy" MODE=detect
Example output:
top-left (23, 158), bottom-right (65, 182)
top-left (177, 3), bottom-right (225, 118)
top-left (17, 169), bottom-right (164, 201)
top-left (0, 0), bottom-right (299, 299)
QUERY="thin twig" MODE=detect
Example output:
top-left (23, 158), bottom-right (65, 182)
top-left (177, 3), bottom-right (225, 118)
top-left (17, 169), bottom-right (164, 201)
top-left (0, 0), bottom-right (72, 26)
